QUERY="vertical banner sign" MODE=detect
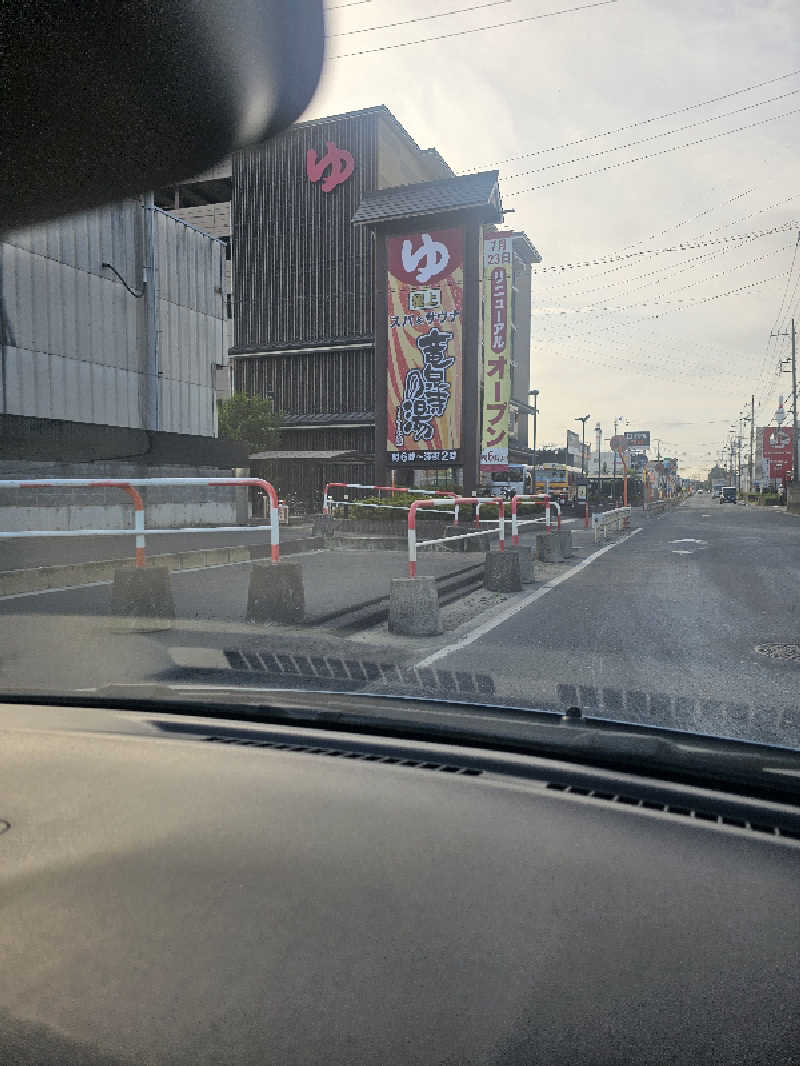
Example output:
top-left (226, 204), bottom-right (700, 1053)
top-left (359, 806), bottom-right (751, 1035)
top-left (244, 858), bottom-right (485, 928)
top-left (386, 228), bottom-right (464, 465)
top-left (480, 231), bottom-right (513, 470)
top-left (762, 426), bottom-right (793, 479)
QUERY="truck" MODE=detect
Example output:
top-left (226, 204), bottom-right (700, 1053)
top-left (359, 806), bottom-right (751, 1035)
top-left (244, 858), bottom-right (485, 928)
top-left (711, 479), bottom-right (727, 498)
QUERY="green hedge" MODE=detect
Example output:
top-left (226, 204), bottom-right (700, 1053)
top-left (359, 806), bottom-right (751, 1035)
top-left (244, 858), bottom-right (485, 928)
top-left (343, 494), bottom-right (551, 522)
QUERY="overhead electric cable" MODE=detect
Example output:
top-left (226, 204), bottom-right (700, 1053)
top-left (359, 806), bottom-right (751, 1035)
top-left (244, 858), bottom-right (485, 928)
top-left (331, 0), bottom-right (619, 58)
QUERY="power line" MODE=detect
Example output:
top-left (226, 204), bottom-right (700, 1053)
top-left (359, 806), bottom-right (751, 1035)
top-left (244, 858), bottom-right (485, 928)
top-left (531, 269), bottom-right (784, 315)
top-left (471, 68), bottom-right (800, 170)
top-left (327, 0), bottom-right (511, 37)
top-left (532, 221), bottom-right (797, 273)
top-left (330, 0), bottom-right (619, 58)
top-left (621, 187), bottom-right (756, 251)
top-left (504, 88), bottom-right (800, 182)
top-left (326, 0), bottom-right (375, 9)
top-left (506, 106), bottom-right (800, 196)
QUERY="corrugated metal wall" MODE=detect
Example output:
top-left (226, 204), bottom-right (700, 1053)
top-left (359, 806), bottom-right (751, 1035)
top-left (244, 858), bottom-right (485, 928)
top-left (232, 112), bottom-right (378, 349)
top-left (0, 201), bottom-right (224, 436)
top-left (232, 347), bottom-right (374, 414)
top-left (155, 208), bottom-right (224, 436)
top-left (1, 202), bottom-right (142, 425)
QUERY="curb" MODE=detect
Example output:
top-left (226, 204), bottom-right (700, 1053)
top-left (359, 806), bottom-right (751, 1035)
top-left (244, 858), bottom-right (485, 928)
top-left (0, 538), bottom-right (325, 597)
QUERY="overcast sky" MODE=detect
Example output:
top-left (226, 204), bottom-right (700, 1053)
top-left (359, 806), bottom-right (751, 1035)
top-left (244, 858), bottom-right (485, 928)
top-left (309, 0), bottom-right (799, 476)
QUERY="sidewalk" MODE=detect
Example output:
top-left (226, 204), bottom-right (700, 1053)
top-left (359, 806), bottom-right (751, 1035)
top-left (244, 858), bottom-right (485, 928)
top-left (1, 524), bottom-right (312, 571)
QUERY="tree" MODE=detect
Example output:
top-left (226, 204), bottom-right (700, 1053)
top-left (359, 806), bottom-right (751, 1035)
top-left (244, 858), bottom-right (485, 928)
top-left (218, 393), bottom-right (281, 452)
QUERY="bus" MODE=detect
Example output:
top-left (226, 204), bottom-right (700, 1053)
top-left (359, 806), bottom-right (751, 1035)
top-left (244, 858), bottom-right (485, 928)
top-left (486, 465), bottom-right (533, 498)
top-left (535, 463), bottom-right (583, 503)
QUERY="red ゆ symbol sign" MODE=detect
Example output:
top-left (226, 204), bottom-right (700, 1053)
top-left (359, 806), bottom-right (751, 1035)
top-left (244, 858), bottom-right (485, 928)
top-left (306, 140), bottom-right (355, 193)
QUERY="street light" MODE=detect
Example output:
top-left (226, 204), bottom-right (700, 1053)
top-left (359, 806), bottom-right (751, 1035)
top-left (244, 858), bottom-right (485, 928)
top-left (529, 389), bottom-right (540, 491)
top-left (575, 414), bottom-right (591, 476)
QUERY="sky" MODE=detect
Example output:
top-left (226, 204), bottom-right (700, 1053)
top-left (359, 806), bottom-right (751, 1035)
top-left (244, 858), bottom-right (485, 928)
top-left (306, 0), bottom-right (799, 477)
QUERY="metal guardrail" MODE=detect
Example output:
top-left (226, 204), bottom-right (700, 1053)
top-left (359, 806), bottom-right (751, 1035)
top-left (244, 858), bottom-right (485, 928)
top-left (0, 477), bottom-right (282, 564)
top-left (510, 494), bottom-right (559, 545)
top-left (322, 482), bottom-right (456, 517)
top-left (407, 497), bottom-right (505, 578)
top-left (591, 505), bottom-right (631, 542)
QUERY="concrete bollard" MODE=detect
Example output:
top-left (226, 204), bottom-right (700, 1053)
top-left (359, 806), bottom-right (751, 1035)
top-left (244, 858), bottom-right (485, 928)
top-left (538, 532), bottom-right (564, 563)
top-left (389, 576), bottom-right (442, 635)
top-left (464, 531), bottom-right (491, 552)
top-left (443, 525), bottom-right (465, 551)
top-left (558, 530), bottom-right (573, 557)
top-left (312, 516), bottom-right (335, 537)
top-left (508, 545), bottom-right (534, 584)
top-left (111, 566), bottom-right (175, 630)
top-left (247, 561), bottom-right (305, 624)
top-left (484, 549), bottom-right (522, 592)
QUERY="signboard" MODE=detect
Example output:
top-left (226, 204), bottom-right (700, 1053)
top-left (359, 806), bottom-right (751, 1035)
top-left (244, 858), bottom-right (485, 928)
top-left (624, 430), bottom-right (650, 448)
top-left (577, 484), bottom-right (587, 501)
top-left (387, 227), bottom-right (464, 466)
top-left (762, 425), bottom-right (793, 479)
top-left (480, 231), bottom-right (513, 470)
top-left (610, 434), bottom-right (629, 453)
top-left (306, 141), bottom-right (355, 192)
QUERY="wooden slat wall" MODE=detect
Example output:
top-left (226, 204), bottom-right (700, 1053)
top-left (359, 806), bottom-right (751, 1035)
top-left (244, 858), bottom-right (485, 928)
top-left (232, 113), bottom-right (378, 350)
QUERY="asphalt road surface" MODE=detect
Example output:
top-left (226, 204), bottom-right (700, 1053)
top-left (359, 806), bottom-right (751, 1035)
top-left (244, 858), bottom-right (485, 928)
top-left (1, 497), bottom-right (798, 750)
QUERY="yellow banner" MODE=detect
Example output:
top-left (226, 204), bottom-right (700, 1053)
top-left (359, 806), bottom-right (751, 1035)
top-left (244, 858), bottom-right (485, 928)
top-left (480, 231), bottom-right (513, 469)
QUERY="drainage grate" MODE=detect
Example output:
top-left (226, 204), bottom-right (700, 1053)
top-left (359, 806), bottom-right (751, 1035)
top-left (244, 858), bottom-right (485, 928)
top-left (545, 782), bottom-right (800, 840)
top-left (755, 643), bottom-right (800, 662)
top-left (202, 735), bottom-right (483, 776)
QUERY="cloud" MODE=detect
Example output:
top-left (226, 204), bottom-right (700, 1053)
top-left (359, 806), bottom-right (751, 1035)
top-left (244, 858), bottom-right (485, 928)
top-left (316, 0), bottom-right (800, 475)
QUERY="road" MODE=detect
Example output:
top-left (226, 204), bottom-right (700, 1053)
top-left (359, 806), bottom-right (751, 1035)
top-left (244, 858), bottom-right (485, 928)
top-left (1, 497), bottom-right (798, 749)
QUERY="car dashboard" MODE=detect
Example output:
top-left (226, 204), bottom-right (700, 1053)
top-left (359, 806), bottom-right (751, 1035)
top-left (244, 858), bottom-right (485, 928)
top-left (1, 700), bottom-right (799, 1065)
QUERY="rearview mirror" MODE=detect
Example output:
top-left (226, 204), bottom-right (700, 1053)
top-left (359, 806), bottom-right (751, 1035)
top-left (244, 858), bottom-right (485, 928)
top-left (0, 0), bottom-right (325, 230)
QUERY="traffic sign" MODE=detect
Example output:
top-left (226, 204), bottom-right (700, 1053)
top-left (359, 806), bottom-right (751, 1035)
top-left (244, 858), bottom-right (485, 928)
top-left (624, 430), bottom-right (650, 447)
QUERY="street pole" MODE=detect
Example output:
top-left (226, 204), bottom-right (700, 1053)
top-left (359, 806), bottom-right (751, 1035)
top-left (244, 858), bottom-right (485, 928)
top-left (750, 393), bottom-right (755, 492)
top-left (792, 318), bottom-right (798, 486)
top-left (529, 388), bottom-right (539, 493)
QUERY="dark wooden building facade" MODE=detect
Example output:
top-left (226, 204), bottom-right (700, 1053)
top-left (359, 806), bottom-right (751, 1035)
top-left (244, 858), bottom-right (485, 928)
top-left (230, 107), bottom-right (453, 495)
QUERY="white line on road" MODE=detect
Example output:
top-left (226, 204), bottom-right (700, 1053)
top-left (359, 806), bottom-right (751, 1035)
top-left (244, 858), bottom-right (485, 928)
top-left (414, 527), bottom-right (643, 670)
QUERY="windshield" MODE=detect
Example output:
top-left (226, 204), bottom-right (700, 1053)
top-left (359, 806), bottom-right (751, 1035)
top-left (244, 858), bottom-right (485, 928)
top-left (2, 0), bottom-right (800, 768)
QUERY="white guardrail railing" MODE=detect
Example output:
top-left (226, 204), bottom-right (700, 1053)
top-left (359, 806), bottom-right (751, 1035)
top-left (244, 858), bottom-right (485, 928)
top-left (591, 505), bottom-right (631, 542)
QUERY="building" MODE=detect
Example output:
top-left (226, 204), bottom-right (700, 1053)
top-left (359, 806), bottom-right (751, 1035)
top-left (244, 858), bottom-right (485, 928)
top-left (156, 159), bottom-right (234, 409)
top-left (203, 105), bottom-right (537, 498)
top-left (0, 198), bottom-right (225, 436)
top-left (228, 107), bottom-right (456, 494)
top-left (0, 199), bottom-right (244, 532)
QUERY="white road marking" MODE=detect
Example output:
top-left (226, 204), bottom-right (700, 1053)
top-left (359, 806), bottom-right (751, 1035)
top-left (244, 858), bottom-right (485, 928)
top-left (415, 527), bottom-right (643, 670)
top-left (669, 538), bottom-right (707, 545)
top-left (671, 549), bottom-right (693, 555)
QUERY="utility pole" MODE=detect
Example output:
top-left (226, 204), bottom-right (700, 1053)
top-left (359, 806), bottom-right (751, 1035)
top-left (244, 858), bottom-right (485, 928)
top-left (576, 414), bottom-right (590, 477)
top-left (528, 389), bottom-right (540, 492)
top-left (773, 228), bottom-right (799, 489)
top-left (750, 393), bottom-right (755, 492)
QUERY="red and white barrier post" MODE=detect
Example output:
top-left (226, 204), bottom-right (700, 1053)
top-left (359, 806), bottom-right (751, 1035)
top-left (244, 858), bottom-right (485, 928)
top-left (510, 494), bottom-right (552, 545)
top-left (322, 482), bottom-right (456, 517)
top-left (0, 476), bottom-right (281, 564)
top-left (408, 497), bottom-right (504, 578)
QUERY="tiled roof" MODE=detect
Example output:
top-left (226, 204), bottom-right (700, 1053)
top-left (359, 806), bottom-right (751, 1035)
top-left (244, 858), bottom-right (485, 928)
top-left (352, 171), bottom-right (501, 225)
top-left (249, 450), bottom-right (360, 461)
top-left (280, 410), bottom-right (374, 427)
